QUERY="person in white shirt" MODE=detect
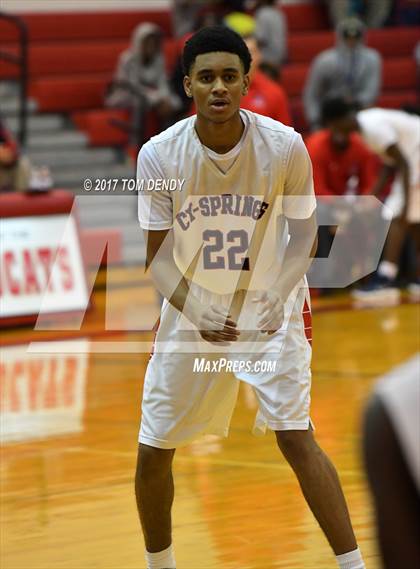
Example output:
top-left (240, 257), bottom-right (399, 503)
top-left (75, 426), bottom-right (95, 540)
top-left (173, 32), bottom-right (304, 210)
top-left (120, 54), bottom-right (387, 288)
top-left (136, 26), bottom-right (365, 569)
top-left (322, 98), bottom-right (420, 299)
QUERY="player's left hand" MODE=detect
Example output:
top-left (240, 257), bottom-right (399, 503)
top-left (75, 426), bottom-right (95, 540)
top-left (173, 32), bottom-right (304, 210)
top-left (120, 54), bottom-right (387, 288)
top-left (252, 290), bottom-right (284, 335)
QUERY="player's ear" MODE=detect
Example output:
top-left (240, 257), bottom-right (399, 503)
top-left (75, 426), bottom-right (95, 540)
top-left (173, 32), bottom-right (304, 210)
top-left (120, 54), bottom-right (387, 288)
top-left (183, 75), bottom-right (193, 98)
top-left (242, 74), bottom-right (250, 96)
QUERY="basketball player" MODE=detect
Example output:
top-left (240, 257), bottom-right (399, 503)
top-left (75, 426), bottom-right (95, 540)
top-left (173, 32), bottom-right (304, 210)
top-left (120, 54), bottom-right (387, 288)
top-left (322, 98), bottom-right (420, 300)
top-left (136, 26), bottom-right (365, 569)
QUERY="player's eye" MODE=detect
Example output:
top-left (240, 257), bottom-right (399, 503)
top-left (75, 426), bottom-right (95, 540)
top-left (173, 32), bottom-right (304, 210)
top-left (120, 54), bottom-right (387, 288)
top-left (200, 75), bottom-right (213, 83)
top-left (224, 74), bottom-right (236, 81)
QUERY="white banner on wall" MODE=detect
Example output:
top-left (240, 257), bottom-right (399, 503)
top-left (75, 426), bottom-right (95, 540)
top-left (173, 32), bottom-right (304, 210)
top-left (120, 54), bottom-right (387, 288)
top-left (0, 214), bottom-right (89, 319)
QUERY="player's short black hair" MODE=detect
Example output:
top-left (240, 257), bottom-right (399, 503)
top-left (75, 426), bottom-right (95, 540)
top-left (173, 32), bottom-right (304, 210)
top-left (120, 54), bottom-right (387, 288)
top-left (182, 25), bottom-right (252, 75)
top-left (321, 97), bottom-right (356, 124)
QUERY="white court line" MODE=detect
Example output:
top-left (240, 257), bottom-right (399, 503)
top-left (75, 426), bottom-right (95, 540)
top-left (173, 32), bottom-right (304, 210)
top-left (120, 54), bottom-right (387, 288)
top-left (27, 340), bottom-right (291, 354)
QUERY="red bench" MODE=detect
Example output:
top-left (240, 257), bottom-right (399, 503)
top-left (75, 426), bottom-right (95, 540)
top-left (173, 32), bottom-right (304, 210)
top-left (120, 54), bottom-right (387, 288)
top-left (287, 27), bottom-right (420, 64)
top-left (0, 37), bottom-right (180, 79)
top-left (281, 58), bottom-right (416, 98)
top-left (72, 109), bottom-right (130, 146)
top-left (367, 27), bottom-right (420, 58)
top-left (378, 90), bottom-right (418, 109)
top-left (29, 74), bottom-right (109, 111)
top-left (382, 58), bottom-right (417, 90)
top-left (283, 3), bottom-right (329, 32)
top-left (0, 4), bottom-right (329, 46)
top-left (28, 55), bottom-right (416, 114)
top-left (0, 10), bottom-right (173, 43)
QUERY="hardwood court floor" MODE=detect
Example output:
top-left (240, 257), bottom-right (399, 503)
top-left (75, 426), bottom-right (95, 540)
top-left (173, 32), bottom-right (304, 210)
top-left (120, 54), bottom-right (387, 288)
top-left (1, 284), bottom-right (419, 569)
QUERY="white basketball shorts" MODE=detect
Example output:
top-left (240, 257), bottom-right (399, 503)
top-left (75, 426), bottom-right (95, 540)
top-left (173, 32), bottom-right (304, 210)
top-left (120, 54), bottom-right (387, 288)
top-left (139, 282), bottom-right (313, 449)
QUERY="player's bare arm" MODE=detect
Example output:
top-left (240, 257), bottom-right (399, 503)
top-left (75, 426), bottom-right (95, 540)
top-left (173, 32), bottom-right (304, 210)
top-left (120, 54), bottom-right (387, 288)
top-left (278, 212), bottom-right (318, 301)
top-left (384, 144), bottom-right (410, 220)
top-left (368, 163), bottom-right (394, 199)
top-left (144, 228), bottom-right (240, 344)
top-left (253, 212), bottom-right (318, 334)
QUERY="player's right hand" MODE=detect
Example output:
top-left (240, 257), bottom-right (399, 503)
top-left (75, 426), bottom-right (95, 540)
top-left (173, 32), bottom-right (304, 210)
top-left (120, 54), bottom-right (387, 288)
top-left (194, 305), bottom-right (240, 345)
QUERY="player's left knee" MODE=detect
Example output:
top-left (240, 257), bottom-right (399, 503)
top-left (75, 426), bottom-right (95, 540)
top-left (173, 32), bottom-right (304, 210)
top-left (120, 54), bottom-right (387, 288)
top-left (275, 429), bottom-right (315, 460)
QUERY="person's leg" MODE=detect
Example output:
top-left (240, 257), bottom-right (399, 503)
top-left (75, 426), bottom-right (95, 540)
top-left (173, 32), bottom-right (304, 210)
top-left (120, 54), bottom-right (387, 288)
top-left (255, 291), bottom-right (363, 566)
top-left (136, 341), bottom-right (240, 567)
top-left (364, 0), bottom-right (393, 27)
top-left (14, 156), bottom-right (31, 191)
top-left (275, 429), bottom-right (357, 555)
top-left (0, 164), bottom-right (15, 192)
top-left (135, 443), bottom-right (176, 553)
top-left (382, 216), bottom-right (408, 266)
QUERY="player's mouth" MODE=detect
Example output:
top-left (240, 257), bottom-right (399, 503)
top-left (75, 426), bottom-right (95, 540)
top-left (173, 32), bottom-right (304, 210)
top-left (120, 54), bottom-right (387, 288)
top-left (209, 99), bottom-right (230, 112)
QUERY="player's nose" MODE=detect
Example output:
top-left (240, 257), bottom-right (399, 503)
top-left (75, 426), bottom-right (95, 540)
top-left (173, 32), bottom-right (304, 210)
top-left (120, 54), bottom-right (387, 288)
top-left (211, 76), bottom-right (228, 94)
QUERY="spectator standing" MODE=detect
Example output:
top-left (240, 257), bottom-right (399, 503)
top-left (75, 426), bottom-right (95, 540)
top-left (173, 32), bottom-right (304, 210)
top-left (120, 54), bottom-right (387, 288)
top-left (254, 0), bottom-right (287, 80)
top-left (303, 17), bottom-right (382, 130)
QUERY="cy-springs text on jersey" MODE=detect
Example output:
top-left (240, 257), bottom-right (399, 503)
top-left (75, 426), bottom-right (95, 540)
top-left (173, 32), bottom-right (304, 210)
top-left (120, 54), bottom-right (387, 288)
top-left (176, 195), bottom-right (270, 231)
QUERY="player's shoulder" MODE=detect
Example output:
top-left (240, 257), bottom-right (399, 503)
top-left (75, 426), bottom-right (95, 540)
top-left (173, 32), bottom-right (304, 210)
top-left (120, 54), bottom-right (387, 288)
top-left (247, 109), bottom-right (296, 138)
top-left (138, 115), bottom-right (195, 166)
top-left (247, 110), bottom-right (301, 158)
top-left (358, 107), bottom-right (379, 119)
top-left (149, 114), bottom-right (196, 148)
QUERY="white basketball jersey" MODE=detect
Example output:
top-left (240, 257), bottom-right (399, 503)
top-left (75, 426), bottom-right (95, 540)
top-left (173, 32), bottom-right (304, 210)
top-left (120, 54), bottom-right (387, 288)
top-left (138, 110), bottom-right (315, 294)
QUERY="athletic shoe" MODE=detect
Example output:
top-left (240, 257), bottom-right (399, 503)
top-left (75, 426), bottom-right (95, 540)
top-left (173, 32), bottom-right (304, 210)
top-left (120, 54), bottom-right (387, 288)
top-left (351, 274), bottom-right (401, 306)
top-left (407, 280), bottom-right (420, 301)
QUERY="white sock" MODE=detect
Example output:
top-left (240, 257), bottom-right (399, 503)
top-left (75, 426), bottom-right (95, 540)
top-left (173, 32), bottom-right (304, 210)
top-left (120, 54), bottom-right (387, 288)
top-left (378, 260), bottom-right (398, 280)
top-left (145, 544), bottom-right (176, 569)
top-left (336, 547), bottom-right (365, 569)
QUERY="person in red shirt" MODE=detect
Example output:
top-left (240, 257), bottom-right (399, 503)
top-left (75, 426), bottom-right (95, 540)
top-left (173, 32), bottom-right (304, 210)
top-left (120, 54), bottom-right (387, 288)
top-left (306, 125), bottom-right (388, 284)
top-left (241, 34), bottom-right (292, 125)
top-left (306, 128), bottom-right (378, 198)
